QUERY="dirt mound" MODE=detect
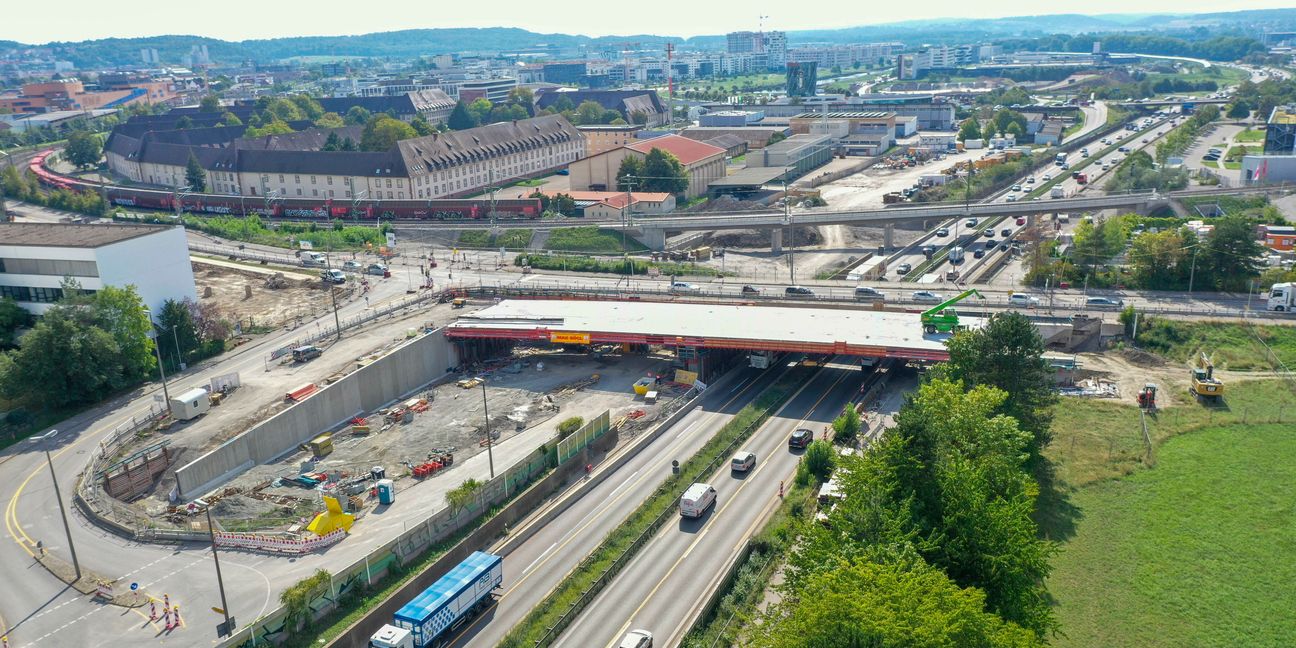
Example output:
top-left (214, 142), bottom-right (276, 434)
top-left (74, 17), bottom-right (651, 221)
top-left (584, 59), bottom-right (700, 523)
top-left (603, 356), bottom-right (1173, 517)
top-left (1119, 348), bottom-right (1169, 367)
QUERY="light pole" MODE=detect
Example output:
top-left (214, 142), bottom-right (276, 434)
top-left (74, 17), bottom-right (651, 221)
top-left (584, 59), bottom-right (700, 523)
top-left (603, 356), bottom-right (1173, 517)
top-left (480, 379), bottom-right (495, 479)
top-left (195, 499), bottom-right (234, 637)
top-left (143, 311), bottom-right (172, 412)
top-left (782, 168), bottom-right (795, 285)
top-left (1187, 245), bottom-right (1201, 293)
top-left (30, 430), bottom-right (81, 582)
top-left (324, 254), bottom-right (342, 341)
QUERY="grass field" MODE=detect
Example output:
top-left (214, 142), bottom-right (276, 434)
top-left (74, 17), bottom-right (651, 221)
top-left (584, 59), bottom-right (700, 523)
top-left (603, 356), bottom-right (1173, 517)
top-left (1047, 421), bottom-right (1296, 648)
top-left (1235, 128), bottom-right (1266, 143)
top-left (545, 226), bottom-right (647, 253)
top-left (456, 229), bottom-right (533, 249)
top-left (1134, 319), bottom-right (1296, 371)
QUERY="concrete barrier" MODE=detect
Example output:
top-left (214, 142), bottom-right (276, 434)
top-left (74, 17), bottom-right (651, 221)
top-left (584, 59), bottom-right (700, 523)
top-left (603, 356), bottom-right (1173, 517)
top-left (175, 329), bottom-right (457, 499)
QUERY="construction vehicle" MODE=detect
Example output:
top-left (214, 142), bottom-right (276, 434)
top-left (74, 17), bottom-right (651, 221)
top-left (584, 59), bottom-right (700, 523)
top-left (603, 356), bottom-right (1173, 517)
top-left (1190, 352), bottom-right (1224, 402)
top-left (920, 289), bottom-right (986, 334)
top-left (1137, 383), bottom-right (1158, 410)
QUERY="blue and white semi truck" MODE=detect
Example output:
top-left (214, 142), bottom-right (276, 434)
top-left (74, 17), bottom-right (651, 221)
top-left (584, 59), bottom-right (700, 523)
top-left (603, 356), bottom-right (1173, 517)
top-left (369, 551), bottom-right (503, 648)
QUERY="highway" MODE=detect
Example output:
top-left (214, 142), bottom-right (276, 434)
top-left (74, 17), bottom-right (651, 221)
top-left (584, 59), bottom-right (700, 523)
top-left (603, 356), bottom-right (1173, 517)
top-left (555, 362), bottom-right (862, 648)
top-left (444, 364), bottom-right (788, 647)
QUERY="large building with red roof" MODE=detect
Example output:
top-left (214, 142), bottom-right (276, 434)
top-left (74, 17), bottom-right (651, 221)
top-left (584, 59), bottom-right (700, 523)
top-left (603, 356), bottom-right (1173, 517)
top-left (566, 133), bottom-right (726, 199)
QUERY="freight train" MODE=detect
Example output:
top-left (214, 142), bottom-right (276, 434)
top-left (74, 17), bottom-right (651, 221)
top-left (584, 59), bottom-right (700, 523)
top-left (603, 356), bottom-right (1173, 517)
top-left (28, 150), bottom-right (543, 221)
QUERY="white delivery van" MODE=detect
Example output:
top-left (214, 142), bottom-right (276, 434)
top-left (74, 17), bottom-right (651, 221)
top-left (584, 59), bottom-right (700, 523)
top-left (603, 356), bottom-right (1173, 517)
top-left (679, 483), bottom-right (716, 518)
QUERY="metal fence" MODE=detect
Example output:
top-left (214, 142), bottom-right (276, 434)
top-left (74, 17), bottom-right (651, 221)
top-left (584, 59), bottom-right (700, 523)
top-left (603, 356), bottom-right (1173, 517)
top-left (267, 288), bottom-right (445, 361)
top-left (74, 403), bottom-right (168, 538)
top-left (556, 411), bottom-right (611, 464)
top-left (189, 243), bottom-right (301, 266)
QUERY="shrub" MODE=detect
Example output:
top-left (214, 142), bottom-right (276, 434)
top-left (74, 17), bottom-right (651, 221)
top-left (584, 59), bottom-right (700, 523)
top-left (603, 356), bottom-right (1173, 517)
top-left (557, 416), bottom-right (585, 439)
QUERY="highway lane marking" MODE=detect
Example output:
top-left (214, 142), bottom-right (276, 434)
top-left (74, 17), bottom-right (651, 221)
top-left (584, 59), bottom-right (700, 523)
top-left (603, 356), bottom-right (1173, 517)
top-left (598, 367), bottom-right (853, 648)
top-left (522, 543), bottom-right (558, 577)
top-left (609, 469), bottom-right (640, 496)
top-left (444, 368), bottom-right (778, 646)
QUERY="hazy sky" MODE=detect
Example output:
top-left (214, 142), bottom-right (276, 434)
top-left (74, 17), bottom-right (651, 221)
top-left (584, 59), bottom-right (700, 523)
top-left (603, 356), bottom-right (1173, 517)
top-left (7, 0), bottom-right (1295, 43)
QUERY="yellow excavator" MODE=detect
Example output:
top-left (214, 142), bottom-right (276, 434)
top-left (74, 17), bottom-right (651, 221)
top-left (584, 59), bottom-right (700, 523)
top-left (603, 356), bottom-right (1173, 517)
top-left (1190, 352), bottom-right (1224, 403)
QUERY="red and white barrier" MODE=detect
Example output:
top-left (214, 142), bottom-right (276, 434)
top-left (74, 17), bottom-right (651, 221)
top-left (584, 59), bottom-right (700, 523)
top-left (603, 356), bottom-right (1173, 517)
top-left (213, 528), bottom-right (347, 554)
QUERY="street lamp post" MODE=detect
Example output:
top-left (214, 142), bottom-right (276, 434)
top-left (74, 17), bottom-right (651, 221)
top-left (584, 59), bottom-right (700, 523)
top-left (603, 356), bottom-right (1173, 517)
top-left (480, 379), bottom-right (495, 479)
top-left (196, 499), bottom-right (234, 637)
top-left (30, 430), bottom-right (81, 582)
top-left (144, 312), bottom-right (172, 412)
top-left (324, 254), bottom-right (342, 341)
top-left (782, 169), bottom-right (795, 285)
top-left (1187, 245), bottom-right (1201, 293)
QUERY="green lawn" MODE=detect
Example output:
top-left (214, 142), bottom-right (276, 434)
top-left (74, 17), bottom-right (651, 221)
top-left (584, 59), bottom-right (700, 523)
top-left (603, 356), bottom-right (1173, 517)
top-left (1135, 320), bottom-right (1296, 371)
top-left (545, 226), bottom-right (647, 253)
top-left (1235, 128), bottom-right (1266, 143)
top-left (456, 229), bottom-right (534, 249)
top-left (1048, 421), bottom-right (1296, 648)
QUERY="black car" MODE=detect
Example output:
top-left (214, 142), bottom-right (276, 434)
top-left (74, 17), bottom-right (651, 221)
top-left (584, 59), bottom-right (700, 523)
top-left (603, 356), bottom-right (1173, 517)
top-left (789, 428), bottom-right (814, 449)
top-left (741, 285), bottom-right (762, 295)
top-left (1001, 228), bottom-right (1012, 237)
top-left (985, 239), bottom-right (998, 250)
top-left (973, 249), bottom-right (986, 259)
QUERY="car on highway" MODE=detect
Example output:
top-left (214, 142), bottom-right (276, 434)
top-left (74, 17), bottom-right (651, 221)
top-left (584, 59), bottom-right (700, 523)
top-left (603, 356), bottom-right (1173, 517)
top-left (1085, 296), bottom-right (1124, 309)
top-left (679, 483), bottom-right (717, 518)
top-left (620, 629), bottom-right (654, 648)
top-left (1001, 228), bottom-right (1012, 237)
top-left (1042, 173), bottom-right (1053, 181)
top-left (1008, 293), bottom-right (1041, 308)
top-left (1142, 138), bottom-right (1150, 143)
top-left (1005, 194), bottom-right (1019, 202)
top-left (342, 260), bottom-right (363, 272)
top-left (741, 285), bottom-right (762, 295)
top-left (854, 286), bottom-right (885, 301)
top-left (1026, 176), bottom-right (1035, 184)
top-left (671, 281), bottom-right (701, 293)
top-left (785, 285), bottom-right (815, 297)
top-left (730, 450), bottom-right (757, 473)
top-left (1060, 162), bottom-right (1070, 170)
top-left (973, 248), bottom-right (986, 259)
top-left (366, 263), bottom-right (389, 276)
top-left (984, 229), bottom-right (995, 237)
top-left (936, 227), bottom-right (950, 237)
top-left (1010, 184), bottom-right (1022, 192)
top-left (895, 263), bottom-right (912, 275)
top-left (966, 218), bottom-right (978, 227)
top-left (985, 239), bottom-right (998, 249)
top-left (789, 428), bottom-right (814, 449)
top-left (912, 290), bottom-right (943, 304)
top-left (320, 268), bottom-right (347, 284)
top-left (1016, 217), bottom-right (1026, 225)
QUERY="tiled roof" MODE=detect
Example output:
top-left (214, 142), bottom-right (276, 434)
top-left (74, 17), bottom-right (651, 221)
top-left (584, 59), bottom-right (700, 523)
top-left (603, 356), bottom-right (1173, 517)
top-left (396, 115), bottom-right (580, 173)
top-left (625, 134), bottom-right (725, 166)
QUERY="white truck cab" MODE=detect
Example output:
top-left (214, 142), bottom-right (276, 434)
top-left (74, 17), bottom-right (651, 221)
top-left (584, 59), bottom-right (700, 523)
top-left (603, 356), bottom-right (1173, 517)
top-left (1268, 282), bottom-right (1296, 312)
top-left (369, 625), bottom-right (414, 648)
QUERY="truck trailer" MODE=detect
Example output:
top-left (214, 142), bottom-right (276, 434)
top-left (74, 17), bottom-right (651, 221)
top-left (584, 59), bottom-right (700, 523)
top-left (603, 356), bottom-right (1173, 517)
top-left (371, 551), bottom-right (503, 648)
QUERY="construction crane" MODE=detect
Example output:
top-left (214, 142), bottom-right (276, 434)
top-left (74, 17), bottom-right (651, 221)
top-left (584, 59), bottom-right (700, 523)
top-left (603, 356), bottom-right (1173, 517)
top-left (920, 289), bottom-right (985, 334)
top-left (1190, 351), bottom-right (1224, 402)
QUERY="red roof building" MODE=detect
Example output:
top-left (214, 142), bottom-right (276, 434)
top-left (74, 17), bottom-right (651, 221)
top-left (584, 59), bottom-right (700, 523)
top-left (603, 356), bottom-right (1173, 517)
top-left (568, 134), bottom-right (727, 199)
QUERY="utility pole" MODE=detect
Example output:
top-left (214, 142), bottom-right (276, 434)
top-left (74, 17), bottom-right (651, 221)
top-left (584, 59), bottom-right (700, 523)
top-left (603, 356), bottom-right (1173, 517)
top-left (144, 310), bottom-right (172, 413)
top-left (30, 430), bottom-right (80, 582)
top-left (1187, 245), bottom-right (1201, 293)
top-left (783, 168), bottom-right (795, 285)
top-left (481, 380), bottom-right (495, 479)
top-left (197, 500), bottom-right (234, 637)
top-left (325, 253), bottom-right (342, 340)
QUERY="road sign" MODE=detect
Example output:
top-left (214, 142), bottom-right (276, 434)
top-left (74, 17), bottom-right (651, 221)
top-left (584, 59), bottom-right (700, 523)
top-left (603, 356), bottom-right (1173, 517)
top-left (130, 582), bottom-right (138, 591)
top-left (211, 607), bottom-right (225, 615)
top-left (216, 617), bottom-right (237, 638)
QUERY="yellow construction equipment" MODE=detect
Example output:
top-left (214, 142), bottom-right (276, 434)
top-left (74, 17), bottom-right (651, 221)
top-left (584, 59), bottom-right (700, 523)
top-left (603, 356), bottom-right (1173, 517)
top-left (1190, 352), bottom-right (1224, 402)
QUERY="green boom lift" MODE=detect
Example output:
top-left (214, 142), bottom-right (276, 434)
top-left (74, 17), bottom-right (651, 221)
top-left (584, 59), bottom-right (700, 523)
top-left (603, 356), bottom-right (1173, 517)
top-left (921, 288), bottom-right (985, 334)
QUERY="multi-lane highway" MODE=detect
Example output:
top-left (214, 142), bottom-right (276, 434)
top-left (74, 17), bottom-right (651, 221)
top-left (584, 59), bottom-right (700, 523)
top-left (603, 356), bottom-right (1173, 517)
top-left (555, 362), bottom-right (861, 648)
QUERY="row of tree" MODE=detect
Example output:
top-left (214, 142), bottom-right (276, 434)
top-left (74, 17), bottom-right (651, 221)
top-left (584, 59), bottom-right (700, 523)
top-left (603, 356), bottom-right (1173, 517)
top-left (1, 164), bottom-right (107, 217)
top-left (957, 108), bottom-right (1029, 142)
top-left (1003, 33), bottom-right (1265, 62)
top-left (755, 314), bottom-right (1058, 646)
top-left (0, 283), bottom-right (229, 412)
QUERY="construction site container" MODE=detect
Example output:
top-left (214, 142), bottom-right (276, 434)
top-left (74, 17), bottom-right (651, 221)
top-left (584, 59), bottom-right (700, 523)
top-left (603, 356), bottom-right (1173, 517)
top-left (169, 388), bottom-right (210, 421)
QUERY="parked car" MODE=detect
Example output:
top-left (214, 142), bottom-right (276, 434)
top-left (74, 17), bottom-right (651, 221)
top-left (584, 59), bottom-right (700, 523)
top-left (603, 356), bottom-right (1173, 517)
top-left (366, 263), bottom-right (389, 276)
top-left (671, 281), bottom-right (701, 293)
top-left (741, 285), bottom-right (762, 295)
top-left (730, 451), bottom-right (757, 473)
top-left (784, 286), bottom-right (814, 297)
top-left (1086, 296), bottom-right (1124, 309)
top-left (1008, 293), bottom-right (1041, 308)
top-left (342, 260), bottom-right (363, 272)
top-left (789, 428), bottom-right (814, 449)
top-left (292, 345), bottom-right (323, 362)
top-left (912, 291), bottom-right (943, 304)
top-left (320, 268), bottom-right (347, 284)
top-left (896, 263), bottom-right (912, 275)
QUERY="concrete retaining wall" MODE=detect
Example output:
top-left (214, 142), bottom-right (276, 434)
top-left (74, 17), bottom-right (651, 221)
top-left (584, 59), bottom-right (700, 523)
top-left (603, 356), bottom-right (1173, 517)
top-left (175, 330), bottom-right (457, 499)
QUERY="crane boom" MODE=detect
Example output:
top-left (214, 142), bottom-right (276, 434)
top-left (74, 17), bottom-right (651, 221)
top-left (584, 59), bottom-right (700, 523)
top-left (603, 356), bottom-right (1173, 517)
top-left (922, 289), bottom-right (985, 318)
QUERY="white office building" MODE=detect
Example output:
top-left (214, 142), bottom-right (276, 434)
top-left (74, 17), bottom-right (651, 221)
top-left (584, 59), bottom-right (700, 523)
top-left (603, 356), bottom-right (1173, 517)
top-left (0, 223), bottom-right (197, 315)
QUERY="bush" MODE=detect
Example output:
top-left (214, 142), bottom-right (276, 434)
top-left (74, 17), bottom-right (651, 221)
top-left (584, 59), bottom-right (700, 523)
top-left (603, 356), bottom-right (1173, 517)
top-left (515, 254), bottom-right (722, 277)
top-left (831, 405), bottom-right (861, 445)
top-left (796, 440), bottom-right (835, 485)
top-left (557, 416), bottom-right (584, 439)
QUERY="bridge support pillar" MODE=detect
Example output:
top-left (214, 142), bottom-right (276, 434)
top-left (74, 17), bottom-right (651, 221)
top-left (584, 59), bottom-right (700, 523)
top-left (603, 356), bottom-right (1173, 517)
top-left (883, 224), bottom-right (895, 251)
top-left (770, 228), bottom-right (784, 255)
top-left (640, 227), bottom-right (667, 251)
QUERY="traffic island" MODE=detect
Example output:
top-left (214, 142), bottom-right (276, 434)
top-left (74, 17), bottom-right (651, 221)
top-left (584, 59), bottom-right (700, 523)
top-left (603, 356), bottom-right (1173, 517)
top-left (34, 549), bottom-right (149, 608)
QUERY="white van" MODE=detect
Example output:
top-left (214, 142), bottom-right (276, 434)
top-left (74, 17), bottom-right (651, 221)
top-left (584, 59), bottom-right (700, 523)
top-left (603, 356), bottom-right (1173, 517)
top-left (679, 483), bottom-right (717, 518)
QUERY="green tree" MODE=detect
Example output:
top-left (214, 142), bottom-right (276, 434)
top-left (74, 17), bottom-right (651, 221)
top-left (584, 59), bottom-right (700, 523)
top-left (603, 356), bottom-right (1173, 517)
top-left (447, 101), bottom-right (477, 130)
top-left (64, 131), bottom-right (102, 170)
top-left (957, 118), bottom-right (982, 142)
top-left (199, 95), bottom-right (221, 112)
top-left (343, 106), bottom-right (371, 126)
top-left (506, 86), bottom-right (534, 108)
top-left (184, 152), bottom-right (207, 192)
top-left (467, 98), bottom-right (494, 125)
top-left (1006, 122), bottom-right (1024, 140)
top-left (756, 558), bottom-right (1042, 648)
top-left (640, 148), bottom-right (689, 195)
top-left (409, 115), bottom-right (434, 136)
top-left (1129, 227), bottom-right (1193, 290)
top-left (797, 439), bottom-right (835, 484)
top-left (314, 112), bottom-right (345, 128)
top-left (244, 119), bottom-right (295, 138)
top-left (446, 477), bottom-right (483, 513)
top-left (156, 298), bottom-right (199, 369)
top-left (321, 131), bottom-right (343, 152)
top-left (1226, 100), bottom-right (1251, 119)
top-left (289, 95), bottom-right (325, 121)
top-left (832, 404), bottom-right (861, 445)
top-left (944, 312), bottom-right (1058, 462)
top-left (1199, 215), bottom-right (1264, 291)
top-left (615, 155), bottom-right (644, 191)
top-left (174, 115), bottom-right (194, 130)
top-left (89, 285), bottom-right (156, 383)
top-left (575, 100), bottom-right (606, 125)
top-left (339, 136), bottom-right (357, 152)
top-left (219, 111), bottom-right (242, 126)
top-left (0, 297), bottom-right (28, 347)
top-left (360, 116), bottom-right (416, 151)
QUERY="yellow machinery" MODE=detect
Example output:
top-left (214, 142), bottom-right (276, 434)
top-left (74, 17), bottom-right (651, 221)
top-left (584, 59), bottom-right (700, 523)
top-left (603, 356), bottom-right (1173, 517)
top-left (1190, 352), bottom-right (1224, 402)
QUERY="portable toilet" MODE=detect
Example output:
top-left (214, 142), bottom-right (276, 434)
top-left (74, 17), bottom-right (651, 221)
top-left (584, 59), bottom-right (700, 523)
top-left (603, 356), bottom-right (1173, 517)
top-left (376, 479), bottom-right (396, 505)
top-left (169, 388), bottom-right (211, 421)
